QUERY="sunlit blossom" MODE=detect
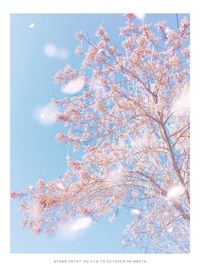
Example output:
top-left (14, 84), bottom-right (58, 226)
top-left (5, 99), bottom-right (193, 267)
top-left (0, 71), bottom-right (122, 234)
top-left (167, 184), bottom-right (186, 201)
top-left (171, 85), bottom-right (190, 116)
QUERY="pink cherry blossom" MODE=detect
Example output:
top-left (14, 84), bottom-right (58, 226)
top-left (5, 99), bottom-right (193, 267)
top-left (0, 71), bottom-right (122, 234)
top-left (55, 132), bottom-right (65, 143)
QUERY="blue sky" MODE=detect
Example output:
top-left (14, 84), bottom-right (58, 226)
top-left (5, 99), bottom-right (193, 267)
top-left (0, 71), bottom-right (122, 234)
top-left (10, 13), bottom-right (189, 253)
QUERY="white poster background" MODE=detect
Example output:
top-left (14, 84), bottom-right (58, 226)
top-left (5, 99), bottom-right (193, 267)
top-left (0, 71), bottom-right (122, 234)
top-left (0, 1), bottom-right (199, 266)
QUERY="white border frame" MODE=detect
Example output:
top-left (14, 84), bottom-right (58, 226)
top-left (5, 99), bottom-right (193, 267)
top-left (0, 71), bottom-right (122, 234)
top-left (0, 1), bottom-right (199, 266)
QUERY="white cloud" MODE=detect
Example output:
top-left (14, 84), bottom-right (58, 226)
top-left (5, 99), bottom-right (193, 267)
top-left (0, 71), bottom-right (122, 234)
top-left (135, 13), bottom-right (146, 21)
top-left (43, 43), bottom-right (68, 60)
top-left (58, 217), bottom-right (93, 240)
top-left (131, 209), bottom-right (140, 215)
top-left (61, 77), bottom-right (85, 94)
top-left (29, 23), bottom-right (35, 29)
top-left (167, 184), bottom-right (185, 201)
top-left (71, 217), bottom-right (93, 231)
top-left (44, 44), bottom-right (57, 57)
top-left (34, 104), bottom-right (58, 125)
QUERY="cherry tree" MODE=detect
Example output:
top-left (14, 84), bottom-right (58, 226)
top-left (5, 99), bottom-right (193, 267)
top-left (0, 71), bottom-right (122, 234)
top-left (11, 14), bottom-right (190, 253)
